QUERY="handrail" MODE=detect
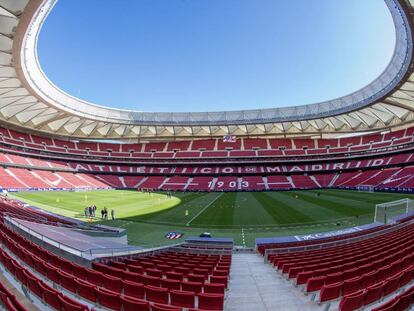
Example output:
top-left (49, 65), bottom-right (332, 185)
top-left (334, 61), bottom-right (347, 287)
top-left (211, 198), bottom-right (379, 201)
top-left (3, 216), bottom-right (142, 258)
top-left (264, 218), bottom-right (414, 261)
top-left (2, 211), bottom-right (96, 232)
top-left (2, 211), bottom-right (48, 224)
top-left (170, 246), bottom-right (232, 256)
top-left (3, 216), bottom-right (185, 259)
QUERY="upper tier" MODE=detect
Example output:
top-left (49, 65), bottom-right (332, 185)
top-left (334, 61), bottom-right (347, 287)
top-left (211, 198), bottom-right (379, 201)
top-left (0, 126), bottom-right (413, 161)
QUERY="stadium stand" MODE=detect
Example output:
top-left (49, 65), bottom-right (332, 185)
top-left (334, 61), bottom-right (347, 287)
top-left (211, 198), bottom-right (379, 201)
top-left (259, 219), bottom-right (414, 310)
top-left (0, 195), bottom-right (232, 311)
top-left (1, 125), bottom-right (414, 160)
top-left (2, 125), bottom-right (414, 193)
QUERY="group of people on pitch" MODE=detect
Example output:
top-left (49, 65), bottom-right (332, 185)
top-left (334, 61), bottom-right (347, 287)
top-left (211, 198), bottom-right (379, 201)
top-left (101, 206), bottom-right (115, 220)
top-left (84, 205), bottom-right (115, 220)
top-left (84, 205), bottom-right (97, 218)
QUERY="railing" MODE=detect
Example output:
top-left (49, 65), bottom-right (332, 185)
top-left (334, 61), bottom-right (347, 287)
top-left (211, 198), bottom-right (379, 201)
top-left (96, 243), bottom-right (185, 263)
top-left (3, 216), bottom-right (151, 259)
top-left (1, 211), bottom-right (48, 224)
top-left (264, 218), bottom-right (414, 261)
top-left (169, 245), bottom-right (232, 256)
top-left (1, 211), bottom-right (116, 234)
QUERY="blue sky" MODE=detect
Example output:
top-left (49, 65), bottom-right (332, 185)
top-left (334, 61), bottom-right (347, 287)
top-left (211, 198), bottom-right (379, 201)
top-left (38, 0), bottom-right (395, 112)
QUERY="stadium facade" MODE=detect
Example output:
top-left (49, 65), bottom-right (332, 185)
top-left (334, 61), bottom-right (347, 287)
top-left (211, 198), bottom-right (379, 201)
top-left (0, 2), bottom-right (413, 311)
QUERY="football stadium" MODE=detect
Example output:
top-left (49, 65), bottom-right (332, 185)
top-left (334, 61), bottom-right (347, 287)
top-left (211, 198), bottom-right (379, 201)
top-left (0, 0), bottom-right (414, 310)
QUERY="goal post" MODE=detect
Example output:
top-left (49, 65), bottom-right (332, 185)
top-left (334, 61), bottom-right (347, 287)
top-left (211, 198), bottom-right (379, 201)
top-left (374, 198), bottom-right (414, 223)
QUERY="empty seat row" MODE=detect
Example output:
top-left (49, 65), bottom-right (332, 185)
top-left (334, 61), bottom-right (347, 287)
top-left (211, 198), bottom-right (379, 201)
top-left (0, 248), bottom-right (89, 311)
top-left (371, 284), bottom-right (414, 311)
top-left (0, 222), bottom-right (225, 310)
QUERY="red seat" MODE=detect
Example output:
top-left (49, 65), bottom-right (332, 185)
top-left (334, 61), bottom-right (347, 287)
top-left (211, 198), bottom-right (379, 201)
top-left (33, 257), bottom-right (46, 276)
top-left (194, 268), bottom-right (209, 277)
top-left (364, 281), bottom-right (385, 305)
top-left (296, 271), bottom-right (314, 285)
top-left (123, 270), bottom-right (142, 283)
top-left (188, 274), bottom-right (205, 283)
top-left (389, 259), bottom-right (403, 276)
top-left (342, 276), bottom-right (361, 296)
top-left (343, 268), bottom-right (359, 280)
top-left (166, 271), bottom-right (183, 281)
top-left (86, 269), bottom-right (103, 286)
top-left (209, 276), bottom-right (227, 288)
top-left (157, 264), bottom-right (172, 274)
top-left (384, 272), bottom-right (402, 296)
top-left (361, 270), bottom-right (378, 288)
top-left (395, 290), bottom-right (413, 311)
top-left (44, 262), bottom-right (60, 284)
top-left (102, 274), bottom-right (122, 292)
top-left (97, 288), bottom-right (121, 311)
top-left (306, 276), bottom-right (326, 292)
top-left (144, 285), bottom-right (168, 304)
top-left (58, 295), bottom-right (89, 311)
top-left (146, 268), bottom-right (162, 278)
top-left (204, 283), bottom-right (225, 294)
top-left (5, 297), bottom-right (19, 311)
top-left (39, 282), bottom-right (61, 310)
top-left (25, 271), bottom-right (42, 298)
top-left (319, 282), bottom-right (342, 302)
top-left (122, 279), bottom-right (145, 299)
top-left (72, 264), bottom-right (87, 280)
top-left (358, 263), bottom-right (373, 275)
top-left (212, 270), bottom-right (228, 277)
top-left (377, 265), bottom-right (391, 282)
top-left (13, 263), bottom-right (27, 286)
top-left (198, 292), bottom-right (224, 311)
top-left (111, 261), bottom-right (126, 270)
top-left (175, 267), bottom-right (190, 276)
top-left (91, 261), bottom-right (109, 273)
top-left (75, 279), bottom-right (97, 302)
top-left (142, 275), bottom-right (161, 287)
top-left (151, 303), bottom-right (181, 311)
top-left (60, 259), bottom-right (73, 274)
top-left (325, 272), bottom-right (343, 285)
top-left (104, 265), bottom-right (124, 277)
top-left (58, 270), bottom-right (76, 292)
top-left (400, 265), bottom-right (414, 286)
top-left (181, 281), bottom-right (203, 294)
top-left (161, 278), bottom-right (181, 290)
top-left (339, 289), bottom-right (366, 311)
top-left (371, 297), bottom-right (399, 311)
top-left (128, 265), bottom-right (144, 274)
top-left (170, 289), bottom-right (195, 308)
top-left (121, 296), bottom-right (150, 311)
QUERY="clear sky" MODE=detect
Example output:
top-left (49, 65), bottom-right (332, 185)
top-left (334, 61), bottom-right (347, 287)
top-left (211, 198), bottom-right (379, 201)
top-left (38, 0), bottom-right (395, 112)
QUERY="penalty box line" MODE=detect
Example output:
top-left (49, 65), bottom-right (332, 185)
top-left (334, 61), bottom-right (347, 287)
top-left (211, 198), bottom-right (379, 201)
top-left (186, 192), bottom-right (224, 226)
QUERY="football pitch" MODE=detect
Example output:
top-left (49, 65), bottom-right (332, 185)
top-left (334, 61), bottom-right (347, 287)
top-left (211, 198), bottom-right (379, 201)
top-left (11, 189), bottom-right (414, 247)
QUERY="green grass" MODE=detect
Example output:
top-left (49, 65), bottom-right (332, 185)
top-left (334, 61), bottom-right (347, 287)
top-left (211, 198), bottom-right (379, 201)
top-left (11, 189), bottom-right (414, 247)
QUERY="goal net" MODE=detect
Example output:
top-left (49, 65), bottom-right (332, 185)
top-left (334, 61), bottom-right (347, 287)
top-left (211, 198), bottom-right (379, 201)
top-left (374, 198), bottom-right (414, 223)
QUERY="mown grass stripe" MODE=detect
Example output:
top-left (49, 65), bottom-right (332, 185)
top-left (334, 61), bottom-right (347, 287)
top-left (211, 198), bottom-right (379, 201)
top-left (252, 192), bottom-right (314, 224)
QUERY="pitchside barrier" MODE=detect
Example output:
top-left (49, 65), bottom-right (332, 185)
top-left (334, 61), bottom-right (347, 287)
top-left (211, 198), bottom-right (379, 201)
top-left (374, 198), bottom-right (414, 224)
top-left (356, 185), bottom-right (375, 192)
top-left (264, 218), bottom-right (414, 261)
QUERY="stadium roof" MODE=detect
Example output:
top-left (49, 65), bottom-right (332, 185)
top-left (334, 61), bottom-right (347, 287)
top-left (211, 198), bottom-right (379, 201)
top-left (0, 0), bottom-right (414, 139)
